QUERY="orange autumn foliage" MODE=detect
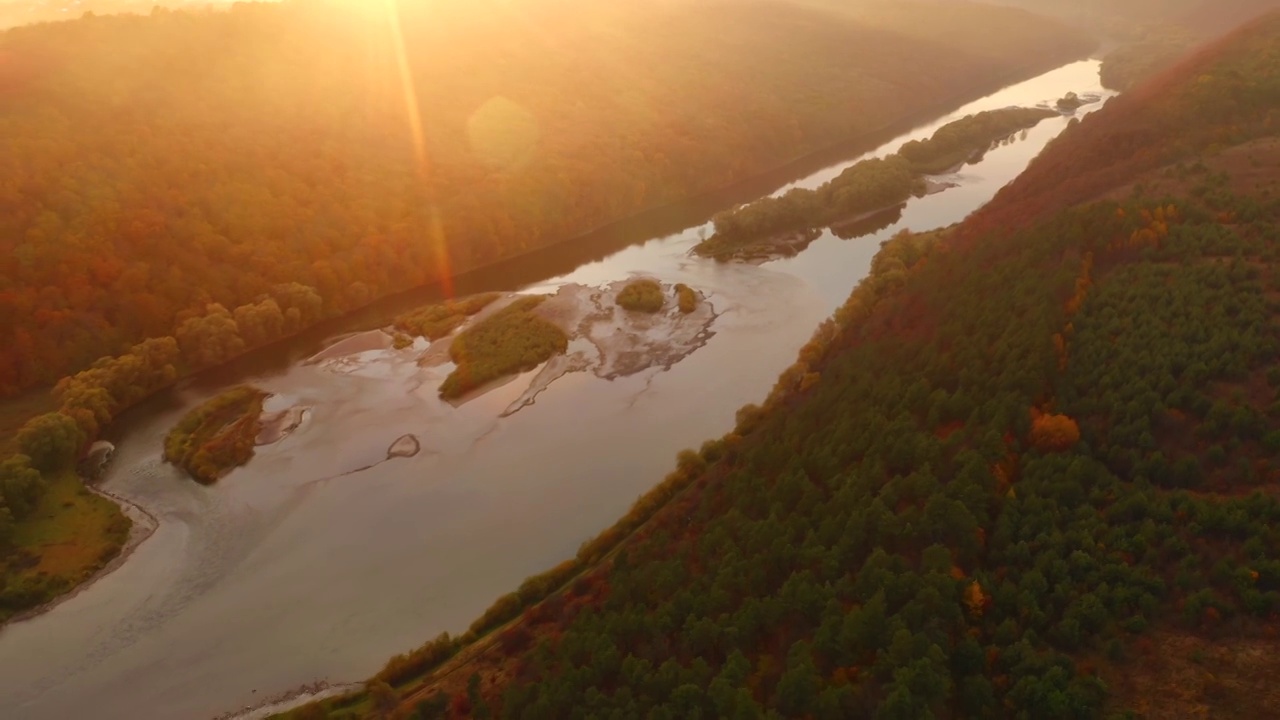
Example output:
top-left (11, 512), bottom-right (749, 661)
top-left (1029, 412), bottom-right (1081, 453)
top-left (964, 580), bottom-right (989, 618)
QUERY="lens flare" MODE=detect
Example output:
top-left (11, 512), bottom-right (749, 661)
top-left (383, 0), bottom-right (454, 297)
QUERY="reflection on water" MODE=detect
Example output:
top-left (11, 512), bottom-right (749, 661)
top-left (0, 60), bottom-right (1114, 720)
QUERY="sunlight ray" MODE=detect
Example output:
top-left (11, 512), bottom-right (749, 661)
top-left (383, 0), bottom-right (454, 297)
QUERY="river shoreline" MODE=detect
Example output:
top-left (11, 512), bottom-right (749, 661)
top-left (1, 482), bottom-right (159, 629)
top-left (0, 58), bottom-right (1117, 720)
top-left (699, 179), bottom-right (955, 264)
top-left (2, 41), bottom-right (1094, 454)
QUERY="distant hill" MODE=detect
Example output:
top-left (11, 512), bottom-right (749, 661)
top-left (1175, 0), bottom-right (1280, 36)
top-left (287, 11), bottom-right (1280, 720)
top-left (0, 0), bottom-right (230, 30)
top-left (0, 0), bottom-right (1089, 398)
top-left (993, 0), bottom-right (1277, 35)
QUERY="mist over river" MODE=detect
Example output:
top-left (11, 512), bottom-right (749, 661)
top-left (0, 60), bottom-right (1113, 719)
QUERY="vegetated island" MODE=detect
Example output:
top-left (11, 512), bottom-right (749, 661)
top-left (439, 297), bottom-right (569, 400)
top-left (616, 279), bottom-right (666, 314)
top-left (897, 106), bottom-right (1059, 173)
top-left (1056, 91), bottom-right (1086, 111)
top-left (697, 155), bottom-right (924, 262)
top-left (695, 106), bottom-right (1059, 262)
top-left (163, 385), bottom-right (268, 484)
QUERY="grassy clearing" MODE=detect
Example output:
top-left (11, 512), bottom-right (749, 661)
top-left (1, 470), bottom-right (129, 622)
top-left (439, 296), bottom-right (567, 400)
top-left (616, 279), bottom-right (665, 313)
top-left (164, 385), bottom-right (268, 484)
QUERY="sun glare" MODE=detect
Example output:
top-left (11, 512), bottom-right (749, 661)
top-left (373, 0), bottom-right (456, 297)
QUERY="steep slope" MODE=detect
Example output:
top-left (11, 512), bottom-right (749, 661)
top-left (282, 12), bottom-right (1280, 720)
top-left (966, 11), bottom-right (1280, 234)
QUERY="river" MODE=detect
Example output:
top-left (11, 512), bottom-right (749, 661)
top-left (0, 59), bottom-right (1113, 720)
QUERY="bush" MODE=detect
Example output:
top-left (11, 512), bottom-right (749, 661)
top-left (674, 284), bottom-right (698, 314)
top-left (617, 279), bottom-right (665, 313)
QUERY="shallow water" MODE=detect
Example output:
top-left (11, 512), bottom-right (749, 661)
top-left (0, 60), bottom-right (1113, 720)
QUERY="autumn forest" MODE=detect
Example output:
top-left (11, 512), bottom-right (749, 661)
top-left (3, 0), bottom-right (1280, 718)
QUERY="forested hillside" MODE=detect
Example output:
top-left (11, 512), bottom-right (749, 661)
top-left (0, 0), bottom-right (1088, 397)
top-left (966, 11), bottom-right (1280, 233)
top-left (284, 12), bottom-right (1280, 719)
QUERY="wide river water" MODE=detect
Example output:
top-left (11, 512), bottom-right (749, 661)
top-left (0, 60), bottom-right (1113, 720)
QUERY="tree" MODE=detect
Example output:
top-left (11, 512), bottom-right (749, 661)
top-left (366, 679), bottom-right (397, 717)
top-left (17, 412), bottom-right (85, 472)
top-left (176, 304), bottom-right (247, 369)
top-left (774, 641), bottom-right (821, 716)
top-left (1030, 412), bottom-right (1081, 453)
top-left (0, 455), bottom-right (45, 519)
top-left (468, 672), bottom-right (492, 720)
top-left (964, 580), bottom-right (989, 618)
top-left (0, 504), bottom-right (13, 548)
top-left (413, 692), bottom-right (449, 720)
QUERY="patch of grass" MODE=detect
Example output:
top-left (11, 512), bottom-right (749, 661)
top-left (617, 279), bottom-right (665, 313)
top-left (0, 469), bottom-right (130, 622)
top-left (439, 296), bottom-right (567, 399)
top-left (394, 293), bottom-right (502, 341)
top-left (674, 283), bottom-right (698, 314)
top-left (164, 385), bottom-right (268, 484)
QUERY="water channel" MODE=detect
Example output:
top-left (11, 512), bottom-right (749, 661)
top-left (0, 59), bottom-right (1113, 720)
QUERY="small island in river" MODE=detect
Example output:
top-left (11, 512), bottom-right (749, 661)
top-left (616, 279), bottom-right (666, 313)
top-left (1053, 90), bottom-right (1102, 113)
top-left (366, 282), bottom-right (715, 415)
top-left (696, 155), bottom-right (923, 262)
top-left (896, 106), bottom-right (1059, 173)
top-left (695, 106), bottom-right (1061, 262)
top-left (439, 296), bottom-right (569, 400)
top-left (163, 385), bottom-right (268, 484)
